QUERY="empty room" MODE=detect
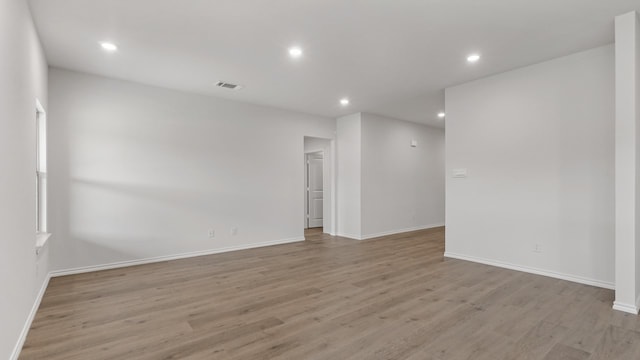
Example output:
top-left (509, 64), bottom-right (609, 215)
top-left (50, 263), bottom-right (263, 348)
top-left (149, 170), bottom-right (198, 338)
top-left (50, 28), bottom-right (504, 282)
top-left (5, 0), bottom-right (640, 359)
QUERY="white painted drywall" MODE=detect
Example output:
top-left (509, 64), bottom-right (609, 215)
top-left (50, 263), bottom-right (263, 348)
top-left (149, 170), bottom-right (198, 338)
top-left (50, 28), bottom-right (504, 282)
top-left (360, 113), bottom-right (445, 238)
top-left (614, 11), bottom-right (640, 313)
top-left (304, 137), bottom-right (331, 153)
top-left (304, 137), bottom-right (334, 234)
top-left (445, 45), bottom-right (615, 287)
top-left (336, 112), bottom-right (445, 239)
top-left (47, 68), bottom-right (335, 271)
top-left (0, 0), bottom-right (49, 358)
top-left (336, 113), bottom-right (362, 238)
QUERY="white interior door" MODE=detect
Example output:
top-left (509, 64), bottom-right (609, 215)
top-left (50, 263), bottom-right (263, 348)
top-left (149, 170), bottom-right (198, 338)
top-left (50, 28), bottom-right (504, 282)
top-left (307, 153), bottom-right (324, 228)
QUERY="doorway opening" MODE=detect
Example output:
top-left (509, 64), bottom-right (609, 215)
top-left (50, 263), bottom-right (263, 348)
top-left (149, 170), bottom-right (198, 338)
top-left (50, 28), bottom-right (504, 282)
top-left (303, 136), bottom-right (335, 237)
top-left (306, 151), bottom-right (324, 229)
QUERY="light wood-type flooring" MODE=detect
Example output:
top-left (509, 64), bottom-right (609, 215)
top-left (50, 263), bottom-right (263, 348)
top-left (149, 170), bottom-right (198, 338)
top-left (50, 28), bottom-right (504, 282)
top-left (20, 227), bottom-right (640, 359)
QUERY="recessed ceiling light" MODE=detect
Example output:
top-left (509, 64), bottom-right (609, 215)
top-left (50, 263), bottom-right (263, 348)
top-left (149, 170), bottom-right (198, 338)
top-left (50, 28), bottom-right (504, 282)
top-left (100, 42), bottom-right (118, 52)
top-left (467, 54), bottom-right (480, 63)
top-left (340, 98), bottom-right (350, 106)
top-left (288, 46), bottom-right (303, 58)
top-left (438, 112), bottom-right (446, 118)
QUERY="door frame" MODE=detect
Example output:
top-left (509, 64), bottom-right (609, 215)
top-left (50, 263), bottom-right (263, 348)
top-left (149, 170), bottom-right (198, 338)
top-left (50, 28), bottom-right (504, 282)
top-left (305, 151), bottom-right (324, 228)
top-left (303, 137), bottom-right (336, 235)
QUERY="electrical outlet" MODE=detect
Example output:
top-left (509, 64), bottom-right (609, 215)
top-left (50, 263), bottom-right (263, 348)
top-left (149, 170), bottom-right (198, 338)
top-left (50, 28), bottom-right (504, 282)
top-left (208, 229), bottom-right (215, 238)
top-left (533, 244), bottom-right (542, 253)
top-left (231, 227), bottom-right (238, 236)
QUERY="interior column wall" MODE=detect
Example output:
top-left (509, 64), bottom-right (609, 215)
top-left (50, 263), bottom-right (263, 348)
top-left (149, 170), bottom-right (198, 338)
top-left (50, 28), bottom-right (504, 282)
top-left (614, 11), bottom-right (640, 314)
top-left (336, 113), bottom-right (363, 238)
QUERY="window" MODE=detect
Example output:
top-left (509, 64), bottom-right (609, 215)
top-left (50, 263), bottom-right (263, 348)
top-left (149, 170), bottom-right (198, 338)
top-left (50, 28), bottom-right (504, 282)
top-left (36, 99), bottom-right (47, 235)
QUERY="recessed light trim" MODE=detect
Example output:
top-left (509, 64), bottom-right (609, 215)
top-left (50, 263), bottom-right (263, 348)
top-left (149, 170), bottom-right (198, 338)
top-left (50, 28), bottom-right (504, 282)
top-left (467, 54), bottom-right (481, 63)
top-left (438, 112), bottom-right (446, 118)
top-left (288, 46), bottom-right (303, 58)
top-left (100, 42), bottom-right (118, 51)
top-left (340, 98), bottom-right (350, 106)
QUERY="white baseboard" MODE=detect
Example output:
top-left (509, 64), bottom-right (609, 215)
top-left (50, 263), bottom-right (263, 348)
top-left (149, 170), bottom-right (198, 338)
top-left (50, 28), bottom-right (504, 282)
top-left (612, 293), bottom-right (640, 315)
top-left (10, 273), bottom-right (51, 360)
top-left (613, 301), bottom-right (639, 314)
top-left (50, 236), bottom-right (304, 277)
top-left (444, 252), bottom-right (615, 290)
top-left (337, 224), bottom-right (445, 241)
top-left (336, 232), bottom-right (363, 240)
top-left (360, 223), bottom-right (445, 241)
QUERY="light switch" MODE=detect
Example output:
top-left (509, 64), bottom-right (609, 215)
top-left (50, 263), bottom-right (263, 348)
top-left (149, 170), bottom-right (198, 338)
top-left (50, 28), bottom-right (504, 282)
top-left (452, 168), bottom-right (467, 178)
top-left (410, 140), bottom-right (418, 147)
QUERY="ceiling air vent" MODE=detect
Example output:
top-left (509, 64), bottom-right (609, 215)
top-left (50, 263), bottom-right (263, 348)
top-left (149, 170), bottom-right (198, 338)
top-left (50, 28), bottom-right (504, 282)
top-left (215, 81), bottom-right (242, 90)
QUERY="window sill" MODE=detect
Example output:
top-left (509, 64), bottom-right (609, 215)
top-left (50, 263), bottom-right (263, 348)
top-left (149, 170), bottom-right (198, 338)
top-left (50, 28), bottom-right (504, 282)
top-left (36, 232), bottom-right (51, 255)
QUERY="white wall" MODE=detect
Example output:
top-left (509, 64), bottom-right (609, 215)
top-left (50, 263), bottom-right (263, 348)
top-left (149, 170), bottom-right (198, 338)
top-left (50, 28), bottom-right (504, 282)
top-left (304, 137), bottom-right (331, 153)
top-left (614, 11), bottom-right (640, 313)
top-left (336, 114), bottom-right (362, 238)
top-left (336, 112), bottom-right (445, 239)
top-left (361, 113), bottom-right (445, 238)
top-left (445, 45), bottom-right (615, 288)
top-left (0, 0), bottom-right (49, 358)
top-left (48, 68), bottom-right (335, 271)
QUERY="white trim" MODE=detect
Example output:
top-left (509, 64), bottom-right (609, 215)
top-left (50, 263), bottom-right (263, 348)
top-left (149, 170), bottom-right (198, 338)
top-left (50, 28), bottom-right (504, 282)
top-left (35, 232), bottom-right (52, 255)
top-left (336, 224), bottom-right (445, 241)
top-left (614, 293), bottom-right (640, 314)
top-left (50, 237), bottom-right (304, 277)
top-left (10, 273), bottom-right (51, 360)
top-left (444, 252), bottom-right (615, 290)
top-left (35, 99), bottom-right (47, 234)
top-left (360, 223), bottom-right (445, 240)
top-left (613, 301), bottom-right (640, 314)
top-left (330, 139), bottom-right (337, 236)
top-left (336, 232), bottom-right (363, 240)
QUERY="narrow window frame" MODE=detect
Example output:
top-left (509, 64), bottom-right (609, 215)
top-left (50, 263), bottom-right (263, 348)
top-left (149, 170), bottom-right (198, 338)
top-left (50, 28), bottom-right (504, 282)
top-left (35, 99), bottom-right (50, 252)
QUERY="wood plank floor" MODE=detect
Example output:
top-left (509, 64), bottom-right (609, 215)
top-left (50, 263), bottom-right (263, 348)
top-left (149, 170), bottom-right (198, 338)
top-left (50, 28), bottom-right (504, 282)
top-left (19, 227), bottom-right (640, 359)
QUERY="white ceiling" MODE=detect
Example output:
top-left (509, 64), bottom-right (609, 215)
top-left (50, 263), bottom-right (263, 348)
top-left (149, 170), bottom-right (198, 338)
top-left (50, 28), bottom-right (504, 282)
top-left (28, 0), bottom-right (640, 127)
